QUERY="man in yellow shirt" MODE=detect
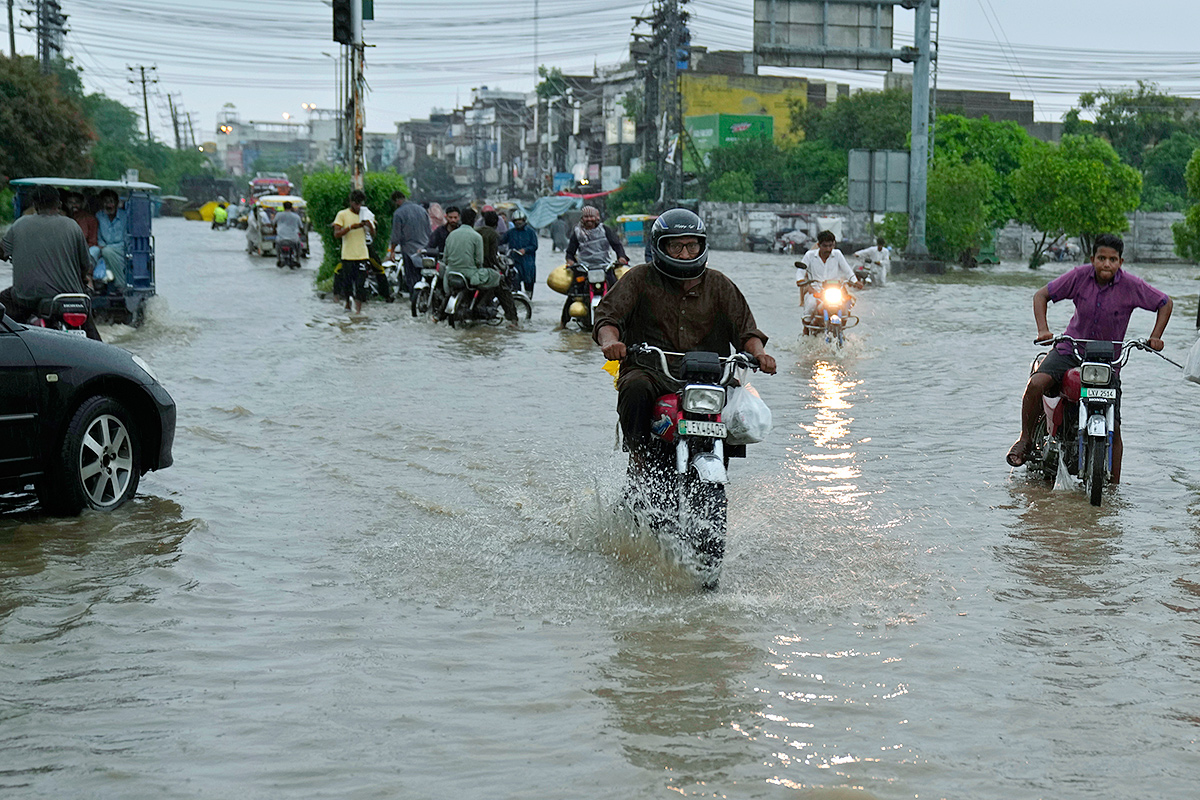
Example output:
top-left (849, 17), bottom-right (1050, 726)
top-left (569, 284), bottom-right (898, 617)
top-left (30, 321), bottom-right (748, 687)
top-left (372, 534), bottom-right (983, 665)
top-left (332, 190), bottom-right (374, 313)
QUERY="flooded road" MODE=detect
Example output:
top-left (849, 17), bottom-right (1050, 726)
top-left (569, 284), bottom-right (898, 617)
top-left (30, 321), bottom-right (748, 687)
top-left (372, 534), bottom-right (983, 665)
top-left (3, 219), bottom-right (1200, 799)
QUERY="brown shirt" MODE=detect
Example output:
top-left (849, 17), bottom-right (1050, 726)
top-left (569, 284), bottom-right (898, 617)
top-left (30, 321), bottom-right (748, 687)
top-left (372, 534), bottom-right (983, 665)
top-left (593, 263), bottom-right (768, 354)
top-left (72, 211), bottom-right (99, 248)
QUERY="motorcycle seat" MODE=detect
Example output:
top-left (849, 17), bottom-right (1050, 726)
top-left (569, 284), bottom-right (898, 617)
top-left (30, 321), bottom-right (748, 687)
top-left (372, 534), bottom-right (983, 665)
top-left (445, 272), bottom-right (468, 291)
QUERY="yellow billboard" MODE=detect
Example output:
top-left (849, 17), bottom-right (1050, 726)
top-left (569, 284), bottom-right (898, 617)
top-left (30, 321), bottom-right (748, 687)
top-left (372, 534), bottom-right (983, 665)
top-left (680, 73), bottom-right (807, 143)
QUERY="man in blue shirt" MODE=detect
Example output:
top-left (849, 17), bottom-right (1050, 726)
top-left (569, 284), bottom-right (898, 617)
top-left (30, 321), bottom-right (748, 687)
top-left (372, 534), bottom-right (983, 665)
top-left (95, 189), bottom-right (127, 291)
top-left (502, 208), bottom-right (538, 297)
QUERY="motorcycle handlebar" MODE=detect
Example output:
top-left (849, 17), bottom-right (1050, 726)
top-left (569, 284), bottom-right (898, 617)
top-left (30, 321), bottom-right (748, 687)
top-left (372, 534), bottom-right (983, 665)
top-left (626, 343), bottom-right (760, 377)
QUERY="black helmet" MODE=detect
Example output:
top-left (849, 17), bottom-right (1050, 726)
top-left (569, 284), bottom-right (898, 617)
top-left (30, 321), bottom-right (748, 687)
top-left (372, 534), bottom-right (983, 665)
top-left (650, 208), bottom-right (708, 281)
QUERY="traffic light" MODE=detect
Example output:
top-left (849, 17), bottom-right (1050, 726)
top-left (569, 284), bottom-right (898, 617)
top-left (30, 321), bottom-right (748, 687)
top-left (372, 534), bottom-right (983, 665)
top-left (332, 0), bottom-right (353, 44)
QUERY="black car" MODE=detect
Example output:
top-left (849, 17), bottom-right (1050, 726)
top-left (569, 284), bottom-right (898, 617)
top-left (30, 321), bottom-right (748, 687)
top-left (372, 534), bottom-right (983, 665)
top-left (0, 303), bottom-right (175, 515)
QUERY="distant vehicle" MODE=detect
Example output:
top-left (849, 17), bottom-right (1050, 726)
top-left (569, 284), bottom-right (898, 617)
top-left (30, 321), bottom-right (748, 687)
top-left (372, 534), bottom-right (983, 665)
top-left (249, 173), bottom-right (293, 198)
top-left (245, 194), bottom-right (310, 259)
top-left (9, 177), bottom-right (160, 327)
top-left (0, 300), bottom-right (176, 514)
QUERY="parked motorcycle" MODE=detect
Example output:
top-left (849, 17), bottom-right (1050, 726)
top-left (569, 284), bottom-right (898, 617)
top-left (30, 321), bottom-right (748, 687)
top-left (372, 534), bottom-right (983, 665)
top-left (560, 262), bottom-right (616, 331)
top-left (620, 343), bottom-right (763, 590)
top-left (800, 280), bottom-right (859, 347)
top-left (1025, 335), bottom-right (1158, 506)
top-left (409, 251), bottom-right (442, 318)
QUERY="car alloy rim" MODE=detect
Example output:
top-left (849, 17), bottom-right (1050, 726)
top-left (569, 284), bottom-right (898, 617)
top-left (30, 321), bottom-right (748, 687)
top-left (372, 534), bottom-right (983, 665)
top-left (79, 414), bottom-right (134, 507)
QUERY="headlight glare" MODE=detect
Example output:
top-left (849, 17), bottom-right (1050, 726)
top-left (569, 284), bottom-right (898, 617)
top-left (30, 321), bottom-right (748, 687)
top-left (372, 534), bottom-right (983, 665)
top-left (682, 385), bottom-right (726, 414)
top-left (823, 287), bottom-right (843, 305)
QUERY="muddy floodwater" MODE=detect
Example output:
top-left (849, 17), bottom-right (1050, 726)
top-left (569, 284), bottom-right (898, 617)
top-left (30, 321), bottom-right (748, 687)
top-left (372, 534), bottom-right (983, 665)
top-left (3, 219), bottom-right (1200, 799)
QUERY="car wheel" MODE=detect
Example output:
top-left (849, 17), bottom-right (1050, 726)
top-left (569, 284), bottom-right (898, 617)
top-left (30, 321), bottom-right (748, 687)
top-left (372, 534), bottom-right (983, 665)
top-left (38, 396), bottom-right (141, 515)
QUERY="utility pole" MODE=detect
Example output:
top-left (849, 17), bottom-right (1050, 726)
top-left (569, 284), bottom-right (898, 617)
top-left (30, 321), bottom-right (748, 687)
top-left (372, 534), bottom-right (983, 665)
top-left (7, 0), bottom-right (16, 58)
top-left (642, 0), bottom-right (684, 209)
top-left (906, 0), bottom-right (934, 257)
top-left (167, 93), bottom-right (182, 150)
top-left (128, 65), bottom-right (157, 143)
top-left (350, 0), bottom-right (365, 190)
top-left (21, 0), bottom-right (67, 72)
top-left (186, 112), bottom-right (197, 150)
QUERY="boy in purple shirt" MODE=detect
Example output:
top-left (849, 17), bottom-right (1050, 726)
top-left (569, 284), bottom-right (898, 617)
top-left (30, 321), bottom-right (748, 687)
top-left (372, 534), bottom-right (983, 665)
top-left (1007, 233), bottom-right (1172, 483)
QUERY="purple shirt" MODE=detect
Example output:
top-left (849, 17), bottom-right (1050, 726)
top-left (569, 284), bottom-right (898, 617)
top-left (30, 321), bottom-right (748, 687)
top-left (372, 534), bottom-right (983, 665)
top-left (1047, 263), bottom-right (1169, 357)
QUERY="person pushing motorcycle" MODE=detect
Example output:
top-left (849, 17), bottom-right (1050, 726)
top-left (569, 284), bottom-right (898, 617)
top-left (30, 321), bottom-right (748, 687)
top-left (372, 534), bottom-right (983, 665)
top-left (594, 208), bottom-right (776, 461)
top-left (1006, 233), bottom-right (1172, 483)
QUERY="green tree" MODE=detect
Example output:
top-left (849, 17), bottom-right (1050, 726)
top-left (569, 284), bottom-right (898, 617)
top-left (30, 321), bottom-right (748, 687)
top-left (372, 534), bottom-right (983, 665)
top-left (702, 138), bottom-right (845, 204)
top-left (1171, 148), bottom-right (1200, 261)
top-left (924, 159), bottom-right (993, 263)
top-left (535, 65), bottom-right (567, 100)
top-left (706, 171), bottom-right (761, 202)
top-left (1011, 134), bottom-right (1142, 267)
top-left (607, 166), bottom-right (660, 218)
top-left (1140, 131), bottom-right (1200, 211)
top-left (0, 55), bottom-right (93, 184)
top-left (934, 113), bottom-right (1036, 228)
top-left (790, 88), bottom-right (911, 151)
top-left (873, 159), bottom-right (993, 264)
top-left (1064, 81), bottom-right (1200, 169)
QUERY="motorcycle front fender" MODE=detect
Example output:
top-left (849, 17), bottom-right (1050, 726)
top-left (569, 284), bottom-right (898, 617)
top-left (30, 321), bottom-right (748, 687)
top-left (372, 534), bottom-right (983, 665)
top-left (690, 451), bottom-right (728, 484)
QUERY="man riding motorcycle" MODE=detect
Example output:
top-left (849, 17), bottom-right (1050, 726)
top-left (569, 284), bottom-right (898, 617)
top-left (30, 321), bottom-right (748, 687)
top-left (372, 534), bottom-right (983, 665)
top-left (594, 208), bottom-right (776, 465)
top-left (0, 184), bottom-right (101, 340)
top-left (566, 205), bottom-right (629, 270)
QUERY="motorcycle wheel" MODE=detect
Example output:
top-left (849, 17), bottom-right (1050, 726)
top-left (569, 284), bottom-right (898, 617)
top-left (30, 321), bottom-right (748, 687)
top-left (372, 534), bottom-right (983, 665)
top-left (679, 473), bottom-right (728, 589)
top-left (1031, 417), bottom-right (1058, 482)
top-left (1084, 436), bottom-right (1106, 506)
top-left (513, 293), bottom-right (532, 321)
top-left (411, 286), bottom-right (431, 318)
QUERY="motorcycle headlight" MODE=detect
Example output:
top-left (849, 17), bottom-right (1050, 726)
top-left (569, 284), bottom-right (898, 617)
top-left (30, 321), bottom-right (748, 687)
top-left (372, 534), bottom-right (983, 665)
top-left (682, 385), bottom-right (726, 414)
top-left (1080, 363), bottom-right (1112, 386)
top-left (823, 286), bottom-right (843, 305)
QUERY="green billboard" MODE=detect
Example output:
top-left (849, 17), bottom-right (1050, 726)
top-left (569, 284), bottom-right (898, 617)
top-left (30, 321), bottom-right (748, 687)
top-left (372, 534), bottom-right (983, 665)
top-left (684, 114), bottom-right (774, 172)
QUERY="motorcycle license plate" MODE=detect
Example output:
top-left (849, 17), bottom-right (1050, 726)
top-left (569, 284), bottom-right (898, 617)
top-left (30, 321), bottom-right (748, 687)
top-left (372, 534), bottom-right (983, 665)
top-left (677, 419), bottom-right (726, 438)
top-left (1082, 387), bottom-right (1116, 399)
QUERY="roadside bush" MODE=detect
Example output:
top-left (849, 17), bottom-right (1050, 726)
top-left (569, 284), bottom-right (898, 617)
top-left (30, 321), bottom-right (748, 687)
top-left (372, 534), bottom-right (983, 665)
top-left (607, 166), bottom-right (660, 219)
top-left (706, 171), bottom-right (761, 202)
top-left (303, 170), bottom-right (410, 282)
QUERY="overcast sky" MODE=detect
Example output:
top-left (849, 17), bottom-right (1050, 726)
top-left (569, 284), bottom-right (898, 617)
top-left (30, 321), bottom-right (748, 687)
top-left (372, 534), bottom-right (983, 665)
top-left (9, 0), bottom-right (1200, 144)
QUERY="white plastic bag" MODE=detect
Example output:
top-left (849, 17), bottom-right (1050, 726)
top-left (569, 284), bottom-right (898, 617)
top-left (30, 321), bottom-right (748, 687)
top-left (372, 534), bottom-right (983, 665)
top-left (1184, 337), bottom-right (1200, 384)
top-left (724, 384), bottom-right (772, 444)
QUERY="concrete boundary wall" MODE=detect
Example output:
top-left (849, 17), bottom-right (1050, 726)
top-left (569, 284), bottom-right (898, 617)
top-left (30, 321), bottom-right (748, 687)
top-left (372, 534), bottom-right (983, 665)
top-left (699, 202), bottom-right (873, 252)
top-left (996, 212), bottom-right (1187, 263)
top-left (700, 202), bottom-right (1190, 263)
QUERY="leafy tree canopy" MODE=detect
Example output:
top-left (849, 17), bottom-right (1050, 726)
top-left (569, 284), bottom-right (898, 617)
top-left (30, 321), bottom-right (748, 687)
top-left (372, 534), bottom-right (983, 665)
top-left (933, 113), bottom-right (1038, 229)
top-left (702, 138), bottom-right (846, 205)
top-left (535, 66), bottom-right (568, 100)
top-left (1011, 134), bottom-right (1142, 267)
top-left (0, 55), bottom-right (93, 185)
top-left (1064, 81), bottom-right (1200, 169)
top-left (789, 88), bottom-right (911, 151)
top-left (1140, 131), bottom-right (1200, 210)
top-left (608, 166), bottom-right (660, 218)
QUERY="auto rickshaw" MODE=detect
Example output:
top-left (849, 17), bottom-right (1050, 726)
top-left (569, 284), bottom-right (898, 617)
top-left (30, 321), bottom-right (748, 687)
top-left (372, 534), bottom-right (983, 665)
top-left (245, 194), bottom-right (310, 258)
top-left (8, 177), bottom-right (159, 327)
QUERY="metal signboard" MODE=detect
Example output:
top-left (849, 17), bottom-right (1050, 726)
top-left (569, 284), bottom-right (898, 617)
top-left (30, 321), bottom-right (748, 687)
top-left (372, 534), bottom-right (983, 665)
top-left (754, 0), bottom-right (897, 70)
top-left (848, 149), bottom-right (908, 213)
